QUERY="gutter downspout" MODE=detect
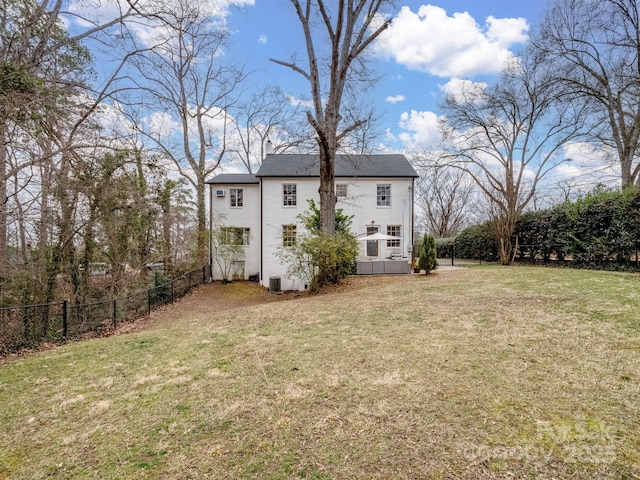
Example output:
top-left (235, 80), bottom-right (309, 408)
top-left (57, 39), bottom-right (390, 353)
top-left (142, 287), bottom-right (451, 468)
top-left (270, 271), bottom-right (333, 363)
top-left (410, 178), bottom-right (415, 256)
top-left (259, 177), bottom-right (263, 286)
top-left (209, 184), bottom-right (213, 280)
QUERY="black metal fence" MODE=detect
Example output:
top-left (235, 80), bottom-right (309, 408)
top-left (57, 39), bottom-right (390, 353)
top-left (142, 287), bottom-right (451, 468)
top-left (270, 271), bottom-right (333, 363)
top-left (413, 243), bottom-right (485, 267)
top-left (0, 265), bottom-right (211, 354)
top-left (430, 240), bottom-right (640, 269)
top-left (437, 254), bottom-right (483, 267)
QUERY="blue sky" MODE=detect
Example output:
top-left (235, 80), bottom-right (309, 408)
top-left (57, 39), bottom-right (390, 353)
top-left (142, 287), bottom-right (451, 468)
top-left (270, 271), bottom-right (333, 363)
top-left (225, 1), bottom-right (549, 151)
top-left (56, 0), bottom-right (619, 201)
top-left (68, 0), bottom-right (616, 191)
top-left (65, 0), bottom-right (550, 154)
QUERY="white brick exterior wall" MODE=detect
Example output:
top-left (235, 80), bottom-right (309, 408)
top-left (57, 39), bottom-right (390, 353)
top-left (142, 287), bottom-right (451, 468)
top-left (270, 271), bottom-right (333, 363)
top-left (261, 176), bottom-right (414, 291)
top-left (208, 168), bottom-right (415, 291)
top-left (209, 183), bottom-right (261, 281)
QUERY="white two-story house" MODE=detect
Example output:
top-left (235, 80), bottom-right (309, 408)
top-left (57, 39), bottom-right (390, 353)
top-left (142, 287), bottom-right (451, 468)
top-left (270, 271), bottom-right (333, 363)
top-left (207, 154), bottom-right (418, 290)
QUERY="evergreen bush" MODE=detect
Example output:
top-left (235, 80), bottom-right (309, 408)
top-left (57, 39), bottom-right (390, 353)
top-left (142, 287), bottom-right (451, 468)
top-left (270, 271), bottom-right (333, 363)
top-left (418, 234), bottom-right (438, 274)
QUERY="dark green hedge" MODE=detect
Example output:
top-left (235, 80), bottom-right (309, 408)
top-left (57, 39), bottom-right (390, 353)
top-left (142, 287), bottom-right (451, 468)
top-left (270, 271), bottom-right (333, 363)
top-left (437, 188), bottom-right (640, 269)
top-left (434, 223), bottom-right (498, 261)
top-left (515, 187), bottom-right (640, 268)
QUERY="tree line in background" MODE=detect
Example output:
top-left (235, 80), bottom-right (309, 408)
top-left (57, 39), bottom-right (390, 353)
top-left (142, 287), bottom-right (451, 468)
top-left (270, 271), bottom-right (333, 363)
top-left (0, 0), bottom-right (319, 307)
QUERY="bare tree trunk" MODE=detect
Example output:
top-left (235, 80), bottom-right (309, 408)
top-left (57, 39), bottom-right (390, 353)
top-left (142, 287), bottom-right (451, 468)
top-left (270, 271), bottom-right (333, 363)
top-left (162, 202), bottom-right (173, 276)
top-left (196, 178), bottom-right (207, 267)
top-left (0, 125), bottom-right (7, 283)
top-left (495, 215), bottom-right (517, 265)
top-left (14, 173), bottom-right (28, 265)
top-left (38, 157), bottom-right (52, 277)
top-left (318, 147), bottom-right (337, 235)
top-left (272, 0), bottom-right (391, 238)
top-left (54, 154), bottom-right (80, 303)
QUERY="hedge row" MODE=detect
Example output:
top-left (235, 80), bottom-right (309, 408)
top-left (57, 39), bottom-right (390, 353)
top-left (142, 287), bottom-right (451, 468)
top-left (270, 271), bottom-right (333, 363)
top-left (439, 188), bottom-right (640, 269)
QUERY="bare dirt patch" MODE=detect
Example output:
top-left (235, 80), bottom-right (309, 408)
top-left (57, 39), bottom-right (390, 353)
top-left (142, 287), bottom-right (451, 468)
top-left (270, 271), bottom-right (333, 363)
top-left (127, 270), bottom-right (470, 333)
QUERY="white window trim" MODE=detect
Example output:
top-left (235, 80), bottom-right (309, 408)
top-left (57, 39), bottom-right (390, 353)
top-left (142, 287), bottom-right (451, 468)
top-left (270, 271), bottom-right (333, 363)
top-left (336, 183), bottom-right (348, 198)
top-left (282, 224), bottom-right (297, 247)
top-left (221, 227), bottom-right (250, 246)
top-left (283, 183), bottom-right (297, 207)
top-left (377, 184), bottom-right (391, 207)
top-left (230, 188), bottom-right (243, 208)
top-left (386, 225), bottom-right (401, 247)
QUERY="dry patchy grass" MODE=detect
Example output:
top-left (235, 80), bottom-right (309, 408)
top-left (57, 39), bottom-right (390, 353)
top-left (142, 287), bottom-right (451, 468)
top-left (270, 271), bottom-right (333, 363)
top-left (1, 266), bottom-right (640, 479)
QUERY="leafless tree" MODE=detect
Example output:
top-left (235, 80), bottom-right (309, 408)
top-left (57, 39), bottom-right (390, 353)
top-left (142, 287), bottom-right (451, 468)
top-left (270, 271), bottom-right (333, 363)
top-left (440, 53), bottom-right (587, 264)
top-left (414, 160), bottom-right (475, 238)
top-left (125, 0), bottom-right (246, 266)
top-left (534, 0), bottom-right (640, 188)
top-left (226, 85), bottom-right (314, 173)
top-left (0, 0), bottom-right (168, 304)
top-left (270, 0), bottom-right (392, 234)
top-left (0, 0), bottom-right (85, 283)
top-left (339, 102), bottom-right (386, 155)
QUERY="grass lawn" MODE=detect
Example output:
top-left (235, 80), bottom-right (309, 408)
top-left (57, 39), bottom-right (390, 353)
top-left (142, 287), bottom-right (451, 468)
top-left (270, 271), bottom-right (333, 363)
top-left (1, 266), bottom-right (639, 479)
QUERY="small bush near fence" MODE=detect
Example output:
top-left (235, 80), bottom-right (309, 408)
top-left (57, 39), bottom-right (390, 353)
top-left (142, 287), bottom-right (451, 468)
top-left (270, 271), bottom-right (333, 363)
top-left (0, 265), bottom-right (211, 355)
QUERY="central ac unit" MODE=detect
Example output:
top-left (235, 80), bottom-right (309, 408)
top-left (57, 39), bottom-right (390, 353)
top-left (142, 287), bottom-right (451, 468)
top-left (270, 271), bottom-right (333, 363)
top-left (215, 189), bottom-right (226, 197)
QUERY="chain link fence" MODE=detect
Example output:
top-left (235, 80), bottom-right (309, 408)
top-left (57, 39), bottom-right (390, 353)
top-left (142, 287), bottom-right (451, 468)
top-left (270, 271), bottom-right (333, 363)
top-left (0, 265), bottom-right (211, 354)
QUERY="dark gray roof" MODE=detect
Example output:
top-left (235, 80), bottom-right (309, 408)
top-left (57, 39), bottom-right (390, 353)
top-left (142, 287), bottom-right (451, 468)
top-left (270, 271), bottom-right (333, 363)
top-left (206, 173), bottom-right (259, 185)
top-left (255, 154), bottom-right (418, 178)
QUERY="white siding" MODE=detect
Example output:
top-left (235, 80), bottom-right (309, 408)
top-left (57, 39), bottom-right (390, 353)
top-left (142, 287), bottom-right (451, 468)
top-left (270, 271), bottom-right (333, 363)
top-left (337, 178), bottom-right (414, 259)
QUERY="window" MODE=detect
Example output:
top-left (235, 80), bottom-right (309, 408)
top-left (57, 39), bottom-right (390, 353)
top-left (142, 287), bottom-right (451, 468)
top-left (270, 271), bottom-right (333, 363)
top-left (336, 183), bottom-right (348, 198)
top-left (387, 225), bottom-right (401, 247)
top-left (377, 184), bottom-right (391, 206)
top-left (221, 227), bottom-right (250, 245)
top-left (282, 224), bottom-right (297, 247)
top-left (230, 188), bottom-right (243, 207)
top-left (283, 183), bottom-right (297, 206)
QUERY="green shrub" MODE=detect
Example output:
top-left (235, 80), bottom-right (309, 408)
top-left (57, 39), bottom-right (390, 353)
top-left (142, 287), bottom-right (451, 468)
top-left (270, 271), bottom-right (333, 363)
top-left (277, 231), bottom-right (359, 293)
top-left (276, 199), bottom-right (358, 292)
top-left (434, 237), bottom-right (455, 259)
top-left (514, 187), bottom-right (640, 268)
top-left (418, 234), bottom-right (438, 273)
top-left (564, 187), bottom-right (639, 265)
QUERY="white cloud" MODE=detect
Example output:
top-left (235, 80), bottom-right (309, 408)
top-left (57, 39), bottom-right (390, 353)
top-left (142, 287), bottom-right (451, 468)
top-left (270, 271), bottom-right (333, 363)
top-left (386, 94), bottom-right (405, 104)
top-left (146, 111), bottom-right (180, 139)
top-left (91, 101), bottom-right (136, 140)
top-left (376, 5), bottom-right (529, 77)
top-left (555, 142), bottom-right (620, 185)
top-left (397, 110), bottom-right (442, 149)
top-left (286, 94), bottom-right (314, 109)
top-left (65, 0), bottom-right (255, 46)
top-left (258, 34), bottom-right (268, 44)
top-left (438, 78), bottom-right (487, 102)
top-left (486, 16), bottom-right (529, 47)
